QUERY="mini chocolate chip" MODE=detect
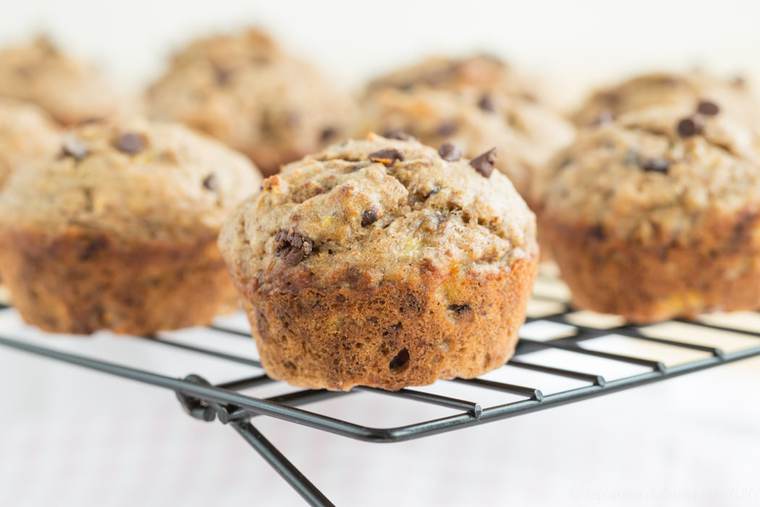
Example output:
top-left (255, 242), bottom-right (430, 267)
top-left (438, 142), bottom-right (462, 161)
top-left (389, 348), bottom-right (410, 371)
top-left (641, 158), bottom-right (670, 174)
top-left (676, 117), bottom-right (702, 138)
top-left (60, 136), bottom-right (89, 161)
top-left (696, 100), bottom-right (720, 116)
top-left (319, 126), bottom-right (338, 143)
top-left (202, 174), bottom-right (218, 191)
top-left (212, 64), bottom-right (232, 85)
top-left (361, 207), bottom-right (379, 227)
top-left (369, 148), bottom-right (404, 166)
top-left (477, 93), bottom-right (496, 112)
top-left (79, 237), bottom-right (108, 261)
top-left (448, 303), bottom-right (471, 315)
top-left (274, 229), bottom-right (314, 266)
top-left (436, 121), bottom-right (458, 136)
top-left (590, 225), bottom-right (606, 240)
top-left (382, 128), bottom-right (413, 141)
top-left (470, 148), bottom-right (497, 177)
top-left (114, 132), bottom-right (147, 155)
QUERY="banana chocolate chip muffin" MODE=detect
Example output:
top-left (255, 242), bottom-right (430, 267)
top-left (536, 103), bottom-right (760, 322)
top-left (572, 71), bottom-right (760, 131)
top-left (357, 87), bottom-right (574, 199)
top-left (0, 120), bottom-right (261, 335)
top-left (363, 53), bottom-right (545, 105)
top-left (219, 134), bottom-right (538, 391)
top-left (0, 98), bottom-right (60, 188)
top-left (0, 36), bottom-right (123, 126)
top-left (146, 27), bottom-right (355, 176)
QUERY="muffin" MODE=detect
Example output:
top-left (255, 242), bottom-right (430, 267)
top-left (219, 134), bottom-right (538, 391)
top-left (536, 103), bottom-right (760, 322)
top-left (572, 71), bottom-right (760, 131)
top-left (0, 98), bottom-right (60, 188)
top-left (363, 53), bottom-right (546, 105)
top-left (0, 120), bottom-right (261, 335)
top-left (0, 36), bottom-right (123, 126)
top-left (146, 27), bottom-right (355, 176)
top-left (357, 87), bottom-right (574, 199)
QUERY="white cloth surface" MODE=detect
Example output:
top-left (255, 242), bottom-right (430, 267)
top-left (1, 308), bottom-right (758, 507)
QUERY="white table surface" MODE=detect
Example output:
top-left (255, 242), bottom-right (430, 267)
top-left (1, 306), bottom-right (758, 507)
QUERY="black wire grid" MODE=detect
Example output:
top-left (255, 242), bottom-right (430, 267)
top-left (1, 272), bottom-right (760, 507)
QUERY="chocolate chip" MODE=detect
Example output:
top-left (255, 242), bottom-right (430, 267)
top-left (436, 121), bottom-right (458, 136)
top-left (470, 148), bottom-right (497, 177)
top-left (212, 64), bottom-right (232, 86)
top-left (382, 128), bottom-right (413, 141)
top-left (202, 174), bottom-right (218, 191)
top-left (676, 117), bottom-right (702, 138)
top-left (274, 230), bottom-right (314, 266)
top-left (389, 348), bottom-right (410, 371)
top-left (114, 132), bottom-right (147, 155)
top-left (438, 142), bottom-right (462, 161)
top-left (361, 207), bottom-right (378, 227)
top-left (696, 100), bottom-right (720, 116)
top-left (79, 237), bottom-right (108, 261)
top-left (319, 126), bottom-right (338, 143)
top-left (60, 136), bottom-right (89, 161)
top-left (369, 148), bottom-right (404, 166)
top-left (641, 158), bottom-right (670, 174)
top-left (448, 303), bottom-right (471, 315)
top-left (477, 93), bottom-right (495, 112)
top-left (590, 225), bottom-right (606, 240)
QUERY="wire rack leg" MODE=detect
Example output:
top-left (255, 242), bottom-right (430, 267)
top-left (232, 421), bottom-right (335, 507)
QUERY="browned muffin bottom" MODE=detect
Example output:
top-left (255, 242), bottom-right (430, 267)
top-left (220, 134), bottom-right (538, 390)
top-left (0, 120), bottom-right (260, 335)
top-left (536, 103), bottom-right (760, 322)
top-left (0, 230), bottom-right (237, 335)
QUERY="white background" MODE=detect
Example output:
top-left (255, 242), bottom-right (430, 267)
top-left (1, 1), bottom-right (760, 506)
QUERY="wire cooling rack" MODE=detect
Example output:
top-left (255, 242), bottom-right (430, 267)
top-left (1, 268), bottom-right (760, 506)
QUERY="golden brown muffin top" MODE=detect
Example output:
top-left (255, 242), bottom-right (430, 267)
top-left (0, 120), bottom-right (261, 242)
top-left (0, 36), bottom-right (123, 126)
top-left (0, 97), bottom-right (60, 187)
top-left (363, 54), bottom-right (541, 103)
top-left (357, 87), bottom-right (574, 196)
top-left (145, 27), bottom-right (355, 174)
top-left (572, 71), bottom-right (760, 130)
top-left (536, 103), bottom-right (760, 243)
top-left (219, 134), bottom-right (537, 289)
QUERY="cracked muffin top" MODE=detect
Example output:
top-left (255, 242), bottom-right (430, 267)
top-left (0, 36), bottom-right (123, 126)
top-left (363, 54), bottom-right (544, 104)
top-left (572, 71), bottom-right (760, 131)
top-left (145, 27), bottom-right (355, 175)
top-left (0, 98), bottom-right (60, 188)
top-left (536, 102), bottom-right (760, 243)
top-left (357, 87), bottom-right (574, 196)
top-left (219, 134), bottom-right (538, 289)
top-left (0, 120), bottom-right (261, 242)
